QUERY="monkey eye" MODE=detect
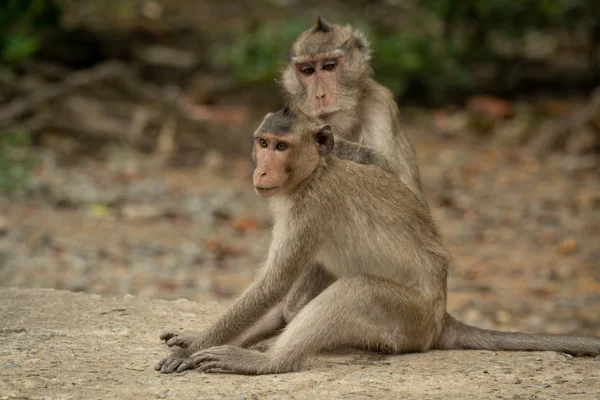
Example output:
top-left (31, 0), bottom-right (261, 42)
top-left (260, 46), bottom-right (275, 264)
top-left (300, 66), bottom-right (315, 75)
top-left (258, 138), bottom-right (268, 148)
top-left (322, 61), bottom-right (336, 71)
top-left (275, 142), bottom-right (288, 151)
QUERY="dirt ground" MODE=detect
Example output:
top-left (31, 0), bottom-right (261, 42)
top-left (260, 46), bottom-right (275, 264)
top-left (0, 115), bottom-right (599, 339)
top-left (1, 287), bottom-right (599, 400)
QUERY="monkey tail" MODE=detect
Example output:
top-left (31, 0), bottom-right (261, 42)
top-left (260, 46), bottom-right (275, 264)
top-left (434, 313), bottom-right (600, 356)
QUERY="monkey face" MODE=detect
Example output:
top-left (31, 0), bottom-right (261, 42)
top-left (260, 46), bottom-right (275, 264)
top-left (252, 134), bottom-right (296, 198)
top-left (293, 58), bottom-right (341, 115)
top-left (282, 17), bottom-right (372, 119)
top-left (252, 109), bottom-right (334, 199)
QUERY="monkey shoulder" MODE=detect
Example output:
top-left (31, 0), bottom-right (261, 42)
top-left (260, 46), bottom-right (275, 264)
top-left (362, 79), bottom-right (396, 115)
top-left (358, 80), bottom-right (406, 146)
top-left (325, 157), bottom-right (420, 207)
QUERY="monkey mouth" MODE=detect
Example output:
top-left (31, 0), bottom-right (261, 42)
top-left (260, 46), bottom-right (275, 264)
top-left (254, 185), bottom-right (281, 198)
top-left (315, 107), bottom-right (338, 117)
top-left (254, 185), bottom-right (280, 192)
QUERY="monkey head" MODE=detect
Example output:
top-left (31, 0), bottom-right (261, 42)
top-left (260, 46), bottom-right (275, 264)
top-left (251, 107), bottom-right (334, 199)
top-left (281, 17), bottom-right (372, 118)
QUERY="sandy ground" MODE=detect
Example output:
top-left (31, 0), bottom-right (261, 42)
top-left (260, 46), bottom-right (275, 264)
top-left (1, 287), bottom-right (599, 400)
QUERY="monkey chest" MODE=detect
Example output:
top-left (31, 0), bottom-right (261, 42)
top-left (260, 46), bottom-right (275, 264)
top-left (314, 234), bottom-right (423, 287)
top-left (315, 240), bottom-right (398, 280)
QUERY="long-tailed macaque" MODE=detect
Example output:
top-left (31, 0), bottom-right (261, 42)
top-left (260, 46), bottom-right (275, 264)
top-left (280, 16), bottom-right (427, 209)
top-left (155, 108), bottom-right (600, 375)
top-left (276, 17), bottom-right (431, 333)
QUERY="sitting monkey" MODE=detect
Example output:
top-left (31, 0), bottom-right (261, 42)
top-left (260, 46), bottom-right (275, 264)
top-left (155, 107), bottom-right (600, 375)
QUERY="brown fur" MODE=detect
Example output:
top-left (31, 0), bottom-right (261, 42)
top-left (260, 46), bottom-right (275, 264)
top-left (154, 111), bottom-right (600, 375)
top-left (280, 17), bottom-right (426, 209)
top-left (276, 18), bottom-right (430, 345)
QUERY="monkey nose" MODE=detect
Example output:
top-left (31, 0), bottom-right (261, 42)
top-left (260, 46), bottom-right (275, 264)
top-left (316, 92), bottom-right (326, 99)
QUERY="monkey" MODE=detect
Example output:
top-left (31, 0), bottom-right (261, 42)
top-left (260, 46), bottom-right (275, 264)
top-left (280, 16), bottom-right (427, 209)
top-left (155, 108), bottom-right (600, 375)
top-left (272, 16), bottom-right (433, 335)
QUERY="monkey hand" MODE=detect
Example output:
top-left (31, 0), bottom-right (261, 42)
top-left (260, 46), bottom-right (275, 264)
top-left (154, 347), bottom-right (193, 374)
top-left (159, 329), bottom-right (197, 348)
top-left (187, 345), bottom-right (270, 374)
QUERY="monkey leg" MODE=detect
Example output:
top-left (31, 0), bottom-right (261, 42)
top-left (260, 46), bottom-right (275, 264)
top-left (231, 302), bottom-right (285, 348)
top-left (235, 264), bottom-right (334, 349)
top-left (283, 263), bottom-right (335, 323)
top-left (188, 275), bottom-right (439, 375)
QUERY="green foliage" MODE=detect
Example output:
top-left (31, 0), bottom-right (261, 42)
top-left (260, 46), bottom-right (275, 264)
top-left (423, 0), bottom-right (595, 36)
top-left (215, 1), bottom-right (599, 101)
top-left (0, 0), bottom-right (61, 62)
top-left (0, 129), bottom-right (38, 195)
top-left (370, 30), bottom-right (470, 101)
top-left (212, 19), bottom-right (307, 85)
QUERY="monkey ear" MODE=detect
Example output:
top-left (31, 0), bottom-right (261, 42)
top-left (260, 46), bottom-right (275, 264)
top-left (314, 16), bottom-right (332, 33)
top-left (314, 125), bottom-right (334, 155)
top-left (351, 29), bottom-right (371, 59)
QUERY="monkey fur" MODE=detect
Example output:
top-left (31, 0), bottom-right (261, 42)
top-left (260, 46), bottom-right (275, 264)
top-left (155, 108), bottom-right (600, 375)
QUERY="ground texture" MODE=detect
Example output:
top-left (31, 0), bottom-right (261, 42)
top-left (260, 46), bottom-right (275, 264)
top-left (1, 288), bottom-right (599, 400)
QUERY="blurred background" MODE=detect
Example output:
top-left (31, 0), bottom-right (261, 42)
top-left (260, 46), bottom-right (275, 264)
top-left (0, 0), bottom-right (599, 337)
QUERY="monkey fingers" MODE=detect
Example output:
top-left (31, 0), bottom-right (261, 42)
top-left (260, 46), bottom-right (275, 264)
top-left (159, 330), bottom-right (196, 348)
top-left (189, 345), bottom-right (271, 375)
top-left (155, 354), bottom-right (192, 374)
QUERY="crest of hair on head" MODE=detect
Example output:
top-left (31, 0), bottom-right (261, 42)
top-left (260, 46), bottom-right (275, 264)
top-left (313, 16), bottom-right (332, 33)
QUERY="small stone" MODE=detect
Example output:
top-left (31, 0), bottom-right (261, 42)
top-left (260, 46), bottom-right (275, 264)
top-left (174, 298), bottom-right (189, 303)
top-left (203, 150), bottom-right (225, 169)
top-left (232, 216), bottom-right (259, 232)
top-left (513, 378), bottom-right (522, 384)
top-left (496, 310), bottom-right (511, 324)
top-left (142, 1), bottom-right (163, 20)
top-left (0, 215), bottom-right (8, 235)
top-left (557, 238), bottom-right (577, 256)
top-left (179, 242), bottom-right (204, 266)
top-left (552, 375), bottom-right (567, 384)
top-left (121, 204), bottom-right (163, 220)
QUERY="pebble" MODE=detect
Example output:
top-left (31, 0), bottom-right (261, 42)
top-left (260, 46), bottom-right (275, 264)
top-left (0, 215), bottom-right (8, 235)
top-left (178, 242), bottom-right (204, 266)
top-left (557, 238), bottom-right (577, 256)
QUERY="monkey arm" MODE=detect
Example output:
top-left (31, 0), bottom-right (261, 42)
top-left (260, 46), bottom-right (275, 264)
top-left (187, 220), bottom-right (322, 352)
top-left (331, 135), bottom-right (398, 176)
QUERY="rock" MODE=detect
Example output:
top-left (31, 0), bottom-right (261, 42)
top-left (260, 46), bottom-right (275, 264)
top-left (120, 204), bottom-right (164, 220)
top-left (0, 215), bottom-right (8, 236)
top-left (137, 45), bottom-right (198, 70)
top-left (231, 216), bottom-right (259, 232)
top-left (467, 95), bottom-right (512, 119)
top-left (1, 287), bottom-right (599, 400)
top-left (178, 242), bottom-right (204, 266)
top-left (51, 178), bottom-right (121, 207)
top-left (557, 238), bottom-right (577, 256)
top-left (142, 0), bottom-right (163, 20)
